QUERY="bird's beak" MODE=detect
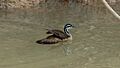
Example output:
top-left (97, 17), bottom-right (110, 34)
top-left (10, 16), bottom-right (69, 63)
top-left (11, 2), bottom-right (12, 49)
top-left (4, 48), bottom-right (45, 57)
top-left (72, 25), bottom-right (75, 28)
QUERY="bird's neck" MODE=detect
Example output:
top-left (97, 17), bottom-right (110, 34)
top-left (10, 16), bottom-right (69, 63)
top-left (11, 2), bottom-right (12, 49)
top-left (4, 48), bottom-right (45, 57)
top-left (64, 28), bottom-right (72, 36)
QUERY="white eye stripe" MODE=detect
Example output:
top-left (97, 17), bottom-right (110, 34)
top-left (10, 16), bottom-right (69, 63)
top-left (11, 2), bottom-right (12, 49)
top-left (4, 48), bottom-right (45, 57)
top-left (67, 25), bottom-right (72, 26)
top-left (67, 26), bottom-right (72, 27)
top-left (66, 26), bottom-right (73, 29)
top-left (64, 24), bottom-right (73, 28)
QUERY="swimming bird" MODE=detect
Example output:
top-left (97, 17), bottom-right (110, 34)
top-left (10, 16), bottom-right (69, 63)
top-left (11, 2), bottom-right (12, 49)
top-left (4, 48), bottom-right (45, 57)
top-left (36, 24), bottom-right (74, 44)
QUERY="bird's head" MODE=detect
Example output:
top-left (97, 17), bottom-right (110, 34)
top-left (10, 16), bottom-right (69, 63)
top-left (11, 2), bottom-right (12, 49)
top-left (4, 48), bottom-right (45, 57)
top-left (64, 23), bottom-right (74, 30)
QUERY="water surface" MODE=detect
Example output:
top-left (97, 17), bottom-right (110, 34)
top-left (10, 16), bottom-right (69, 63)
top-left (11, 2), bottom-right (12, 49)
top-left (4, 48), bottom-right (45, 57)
top-left (0, 5), bottom-right (120, 68)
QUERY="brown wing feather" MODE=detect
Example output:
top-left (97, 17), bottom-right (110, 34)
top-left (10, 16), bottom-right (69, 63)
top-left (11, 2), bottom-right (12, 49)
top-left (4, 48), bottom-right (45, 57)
top-left (36, 35), bottom-right (62, 44)
top-left (46, 30), bottom-right (69, 40)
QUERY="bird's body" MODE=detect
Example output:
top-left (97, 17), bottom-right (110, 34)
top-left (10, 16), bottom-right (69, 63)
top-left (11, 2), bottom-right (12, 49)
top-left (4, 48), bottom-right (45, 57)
top-left (36, 24), bottom-right (74, 44)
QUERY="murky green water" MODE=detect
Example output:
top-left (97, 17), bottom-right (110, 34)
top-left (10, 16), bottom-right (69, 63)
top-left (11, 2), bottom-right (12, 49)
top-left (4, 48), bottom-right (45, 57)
top-left (0, 5), bottom-right (120, 68)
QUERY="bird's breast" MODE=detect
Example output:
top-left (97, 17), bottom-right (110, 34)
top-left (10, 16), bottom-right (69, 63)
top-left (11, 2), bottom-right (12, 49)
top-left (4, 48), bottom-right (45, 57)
top-left (67, 36), bottom-right (72, 40)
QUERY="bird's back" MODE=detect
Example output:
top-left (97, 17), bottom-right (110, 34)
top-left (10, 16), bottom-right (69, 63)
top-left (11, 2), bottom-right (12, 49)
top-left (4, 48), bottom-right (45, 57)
top-left (46, 29), bottom-right (70, 40)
